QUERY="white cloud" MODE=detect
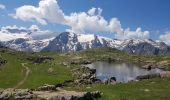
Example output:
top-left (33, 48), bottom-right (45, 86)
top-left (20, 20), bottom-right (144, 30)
top-left (65, 8), bottom-right (108, 33)
top-left (0, 4), bottom-right (5, 10)
top-left (12, 0), bottom-right (150, 39)
top-left (29, 25), bottom-right (40, 31)
top-left (159, 32), bottom-right (170, 45)
top-left (13, 0), bottom-right (65, 25)
top-left (87, 7), bottom-right (102, 16)
top-left (116, 27), bottom-right (150, 39)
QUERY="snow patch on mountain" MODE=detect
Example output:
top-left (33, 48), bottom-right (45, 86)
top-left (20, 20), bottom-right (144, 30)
top-left (0, 25), bottom-right (57, 52)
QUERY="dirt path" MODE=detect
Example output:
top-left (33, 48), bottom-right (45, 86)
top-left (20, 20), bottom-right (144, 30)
top-left (14, 63), bottom-right (30, 89)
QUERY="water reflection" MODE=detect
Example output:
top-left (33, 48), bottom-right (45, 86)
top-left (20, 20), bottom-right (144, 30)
top-left (86, 62), bottom-right (162, 83)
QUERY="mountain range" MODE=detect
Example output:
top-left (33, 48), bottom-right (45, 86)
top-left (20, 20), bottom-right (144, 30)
top-left (0, 27), bottom-right (170, 55)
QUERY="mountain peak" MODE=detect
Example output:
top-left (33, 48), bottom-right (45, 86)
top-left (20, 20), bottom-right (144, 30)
top-left (1, 31), bottom-right (170, 55)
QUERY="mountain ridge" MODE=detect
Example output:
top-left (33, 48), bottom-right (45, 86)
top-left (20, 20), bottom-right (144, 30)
top-left (1, 30), bottom-right (170, 55)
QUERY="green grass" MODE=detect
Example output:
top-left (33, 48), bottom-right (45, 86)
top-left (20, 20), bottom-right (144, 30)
top-left (20, 62), bottom-right (73, 89)
top-left (0, 49), bottom-right (25, 88)
top-left (0, 48), bottom-right (73, 89)
top-left (65, 78), bottom-right (170, 100)
top-left (1, 47), bottom-right (170, 99)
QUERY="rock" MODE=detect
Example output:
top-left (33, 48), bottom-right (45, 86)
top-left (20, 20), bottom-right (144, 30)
top-left (27, 56), bottom-right (54, 64)
top-left (48, 67), bottom-right (54, 73)
top-left (37, 84), bottom-right (56, 91)
top-left (142, 64), bottom-right (153, 70)
top-left (82, 60), bottom-right (92, 65)
top-left (72, 66), bottom-right (102, 85)
top-left (160, 71), bottom-right (170, 78)
top-left (14, 89), bottom-right (34, 99)
top-left (0, 89), bottom-right (33, 100)
top-left (0, 90), bottom-right (12, 100)
top-left (70, 60), bottom-right (79, 65)
top-left (156, 61), bottom-right (170, 69)
top-left (34, 90), bottom-right (102, 100)
top-left (136, 73), bottom-right (160, 80)
top-left (70, 60), bottom-right (92, 65)
top-left (0, 58), bottom-right (7, 66)
top-left (62, 62), bottom-right (68, 66)
top-left (91, 91), bottom-right (102, 98)
top-left (105, 77), bottom-right (116, 85)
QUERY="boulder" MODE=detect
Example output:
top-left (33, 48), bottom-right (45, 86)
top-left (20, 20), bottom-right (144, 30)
top-left (141, 64), bottom-right (153, 70)
top-left (27, 56), bottom-right (54, 64)
top-left (34, 90), bottom-right (102, 100)
top-left (14, 89), bottom-right (34, 99)
top-left (0, 89), bottom-right (34, 100)
top-left (37, 84), bottom-right (56, 91)
top-left (70, 60), bottom-right (92, 65)
top-left (72, 66), bottom-right (102, 85)
top-left (156, 61), bottom-right (170, 69)
top-left (0, 58), bottom-right (7, 66)
top-left (0, 90), bottom-right (12, 100)
top-left (81, 60), bottom-right (92, 65)
top-left (160, 71), bottom-right (170, 78)
top-left (105, 77), bottom-right (117, 85)
top-left (136, 73), bottom-right (160, 80)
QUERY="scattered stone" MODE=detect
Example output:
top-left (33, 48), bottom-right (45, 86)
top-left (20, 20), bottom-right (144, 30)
top-left (27, 55), bottom-right (54, 64)
top-left (144, 89), bottom-right (150, 92)
top-left (34, 90), bottom-right (102, 100)
top-left (105, 77), bottom-right (117, 85)
top-left (141, 63), bottom-right (153, 70)
top-left (160, 71), bottom-right (170, 78)
top-left (0, 88), bottom-right (102, 100)
top-left (72, 66), bottom-right (102, 85)
top-left (37, 84), bottom-right (56, 91)
top-left (48, 67), bottom-right (54, 73)
top-left (70, 59), bottom-right (92, 65)
top-left (156, 61), bottom-right (170, 69)
top-left (0, 58), bottom-right (7, 66)
top-left (0, 89), bottom-right (34, 100)
top-left (13, 89), bottom-right (34, 99)
top-left (62, 62), bottom-right (68, 66)
top-left (136, 73), bottom-right (160, 80)
top-left (0, 89), bottom-right (12, 100)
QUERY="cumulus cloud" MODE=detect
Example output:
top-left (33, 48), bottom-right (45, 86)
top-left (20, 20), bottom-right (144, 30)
top-left (159, 32), bottom-right (170, 45)
top-left (13, 0), bottom-right (65, 25)
top-left (0, 4), bottom-right (5, 10)
top-left (12, 0), bottom-right (150, 39)
top-left (65, 8), bottom-right (109, 33)
top-left (116, 28), bottom-right (150, 39)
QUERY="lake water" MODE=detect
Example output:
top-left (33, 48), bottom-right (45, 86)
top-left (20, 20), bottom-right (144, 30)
top-left (86, 62), bottom-right (162, 83)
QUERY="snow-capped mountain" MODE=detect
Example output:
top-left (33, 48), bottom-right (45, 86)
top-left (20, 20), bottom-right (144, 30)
top-left (121, 39), bottom-right (170, 55)
top-left (0, 25), bottom-right (55, 52)
top-left (42, 32), bottom-right (113, 52)
top-left (1, 28), bottom-right (170, 55)
top-left (42, 32), bottom-right (170, 55)
top-left (1, 38), bottom-right (53, 52)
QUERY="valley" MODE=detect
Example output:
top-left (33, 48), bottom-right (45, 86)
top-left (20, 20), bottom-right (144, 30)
top-left (1, 0), bottom-right (170, 99)
top-left (0, 47), bottom-right (170, 99)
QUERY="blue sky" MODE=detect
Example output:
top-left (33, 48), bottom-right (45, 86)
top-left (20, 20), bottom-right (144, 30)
top-left (0, 0), bottom-right (170, 40)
